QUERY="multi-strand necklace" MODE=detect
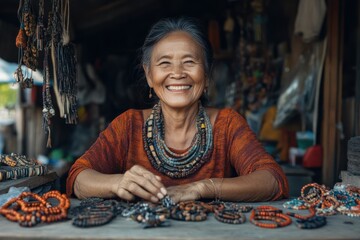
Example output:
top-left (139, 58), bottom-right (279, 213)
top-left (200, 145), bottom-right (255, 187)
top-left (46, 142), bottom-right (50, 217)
top-left (143, 101), bottom-right (213, 178)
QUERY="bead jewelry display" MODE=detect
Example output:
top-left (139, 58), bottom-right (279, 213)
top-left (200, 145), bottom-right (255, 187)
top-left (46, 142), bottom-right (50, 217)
top-left (70, 184), bottom-right (360, 230)
top-left (0, 191), bottom-right (70, 227)
top-left (283, 183), bottom-right (360, 219)
top-left (71, 197), bottom-right (255, 229)
top-left (143, 102), bottom-right (213, 178)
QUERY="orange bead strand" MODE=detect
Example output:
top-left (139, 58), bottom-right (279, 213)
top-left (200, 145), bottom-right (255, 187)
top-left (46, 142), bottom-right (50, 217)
top-left (0, 190), bottom-right (70, 227)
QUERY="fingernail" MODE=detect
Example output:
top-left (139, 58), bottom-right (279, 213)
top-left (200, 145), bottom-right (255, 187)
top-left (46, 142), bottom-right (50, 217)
top-left (157, 192), bottom-right (164, 199)
top-left (151, 196), bottom-right (158, 202)
top-left (155, 175), bottom-right (161, 181)
top-left (160, 187), bottom-right (167, 195)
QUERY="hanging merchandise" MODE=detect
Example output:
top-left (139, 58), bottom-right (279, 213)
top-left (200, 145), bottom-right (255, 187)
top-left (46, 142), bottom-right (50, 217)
top-left (14, 0), bottom-right (36, 89)
top-left (251, 0), bottom-right (265, 43)
top-left (15, 0), bottom-right (78, 147)
top-left (294, 0), bottom-right (326, 43)
top-left (51, 0), bottom-right (78, 124)
top-left (42, 48), bottom-right (55, 147)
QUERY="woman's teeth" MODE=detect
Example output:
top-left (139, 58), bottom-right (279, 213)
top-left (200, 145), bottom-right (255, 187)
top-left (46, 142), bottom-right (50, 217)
top-left (167, 86), bottom-right (191, 90)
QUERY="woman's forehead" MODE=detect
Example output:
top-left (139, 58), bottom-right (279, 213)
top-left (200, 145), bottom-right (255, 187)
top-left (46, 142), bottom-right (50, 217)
top-left (151, 31), bottom-right (203, 57)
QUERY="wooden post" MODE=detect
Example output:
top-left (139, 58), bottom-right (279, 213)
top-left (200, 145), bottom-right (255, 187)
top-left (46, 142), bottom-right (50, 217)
top-left (356, 1), bottom-right (360, 136)
top-left (322, 0), bottom-right (343, 186)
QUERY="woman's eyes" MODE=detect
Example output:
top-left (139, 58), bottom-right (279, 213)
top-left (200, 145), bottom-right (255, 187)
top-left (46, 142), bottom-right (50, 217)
top-left (158, 60), bottom-right (195, 66)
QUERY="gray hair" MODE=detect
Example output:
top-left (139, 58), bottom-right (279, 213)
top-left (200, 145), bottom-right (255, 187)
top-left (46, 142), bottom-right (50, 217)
top-left (141, 17), bottom-right (213, 77)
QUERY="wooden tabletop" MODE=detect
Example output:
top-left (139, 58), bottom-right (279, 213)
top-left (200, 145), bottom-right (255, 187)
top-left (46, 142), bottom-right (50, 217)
top-left (0, 199), bottom-right (359, 240)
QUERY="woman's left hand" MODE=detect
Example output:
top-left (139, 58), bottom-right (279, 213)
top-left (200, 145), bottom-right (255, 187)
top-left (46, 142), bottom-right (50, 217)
top-left (166, 182), bottom-right (205, 203)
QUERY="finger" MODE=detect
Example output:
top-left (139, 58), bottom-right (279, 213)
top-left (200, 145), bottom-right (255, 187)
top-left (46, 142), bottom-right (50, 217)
top-left (116, 188), bottom-right (135, 201)
top-left (142, 172), bottom-right (166, 196)
top-left (130, 166), bottom-right (166, 196)
top-left (154, 175), bottom-right (167, 195)
top-left (126, 182), bottom-right (159, 203)
top-left (133, 175), bottom-right (165, 199)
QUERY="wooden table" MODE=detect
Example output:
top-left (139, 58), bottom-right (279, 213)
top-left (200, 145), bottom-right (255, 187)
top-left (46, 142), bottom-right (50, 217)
top-left (0, 199), bottom-right (359, 240)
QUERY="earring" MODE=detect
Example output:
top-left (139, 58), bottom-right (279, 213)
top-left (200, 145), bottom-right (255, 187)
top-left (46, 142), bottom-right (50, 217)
top-left (149, 88), bottom-right (152, 98)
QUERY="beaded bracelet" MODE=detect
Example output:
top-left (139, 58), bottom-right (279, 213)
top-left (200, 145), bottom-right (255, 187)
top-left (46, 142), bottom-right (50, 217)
top-left (214, 208), bottom-right (246, 224)
top-left (249, 206), bottom-right (292, 228)
top-left (73, 211), bottom-right (115, 228)
top-left (286, 207), bottom-right (316, 220)
top-left (283, 198), bottom-right (308, 210)
top-left (170, 201), bottom-right (207, 221)
top-left (295, 216), bottom-right (327, 229)
top-left (132, 207), bottom-right (170, 228)
top-left (337, 205), bottom-right (360, 218)
top-left (301, 183), bottom-right (326, 207)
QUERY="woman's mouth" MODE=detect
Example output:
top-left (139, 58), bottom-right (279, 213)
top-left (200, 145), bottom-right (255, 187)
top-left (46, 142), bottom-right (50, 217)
top-left (166, 85), bottom-right (192, 91)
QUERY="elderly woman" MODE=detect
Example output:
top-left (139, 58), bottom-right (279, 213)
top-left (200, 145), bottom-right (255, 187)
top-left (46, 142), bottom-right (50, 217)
top-left (66, 17), bottom-right (288, 203)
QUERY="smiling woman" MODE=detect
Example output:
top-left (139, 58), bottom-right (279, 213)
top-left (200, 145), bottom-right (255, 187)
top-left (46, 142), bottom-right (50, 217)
top-left (144, 31), bottom-right (207, 110)
top-left (66, 17), bottom-right (289, 204)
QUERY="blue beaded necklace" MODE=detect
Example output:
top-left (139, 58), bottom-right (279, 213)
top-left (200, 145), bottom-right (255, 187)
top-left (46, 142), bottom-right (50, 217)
top-left (143, 101), bottom-right (213, 178)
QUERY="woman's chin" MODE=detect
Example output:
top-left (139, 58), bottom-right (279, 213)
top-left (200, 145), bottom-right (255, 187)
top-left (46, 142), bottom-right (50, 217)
top-left (160, 98), bottom-right (198, 109)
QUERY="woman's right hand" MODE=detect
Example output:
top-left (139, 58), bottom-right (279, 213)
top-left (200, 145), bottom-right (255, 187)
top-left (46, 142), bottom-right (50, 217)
top-left (112, 165), bottom-right (167, 203)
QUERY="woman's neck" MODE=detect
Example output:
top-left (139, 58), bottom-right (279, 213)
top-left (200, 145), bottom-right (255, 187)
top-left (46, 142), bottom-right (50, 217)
top-left (160, 102), bottom-right (199, 149)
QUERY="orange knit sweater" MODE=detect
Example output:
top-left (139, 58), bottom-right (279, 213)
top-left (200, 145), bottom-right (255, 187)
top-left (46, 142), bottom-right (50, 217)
top-left (66, 108), bottom-right (289, 199)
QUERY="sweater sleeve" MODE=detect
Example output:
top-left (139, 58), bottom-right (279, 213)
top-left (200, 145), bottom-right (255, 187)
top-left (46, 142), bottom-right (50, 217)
top-left (226, 109), bottom-right (289, 200)
top-left (66, 110), bottom-right (131, 196)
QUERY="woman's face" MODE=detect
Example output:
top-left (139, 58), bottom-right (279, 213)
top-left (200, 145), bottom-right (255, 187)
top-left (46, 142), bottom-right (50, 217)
top-left (144, 31), bottom-right (207, 109)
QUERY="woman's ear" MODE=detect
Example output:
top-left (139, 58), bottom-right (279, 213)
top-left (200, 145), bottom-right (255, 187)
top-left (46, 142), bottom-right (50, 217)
top-left (143, 64), bottom-right (153, 87)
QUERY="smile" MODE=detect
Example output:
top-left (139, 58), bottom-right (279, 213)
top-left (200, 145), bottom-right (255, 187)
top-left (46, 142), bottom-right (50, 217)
top-left (166, 85), bottom-right (191, 91)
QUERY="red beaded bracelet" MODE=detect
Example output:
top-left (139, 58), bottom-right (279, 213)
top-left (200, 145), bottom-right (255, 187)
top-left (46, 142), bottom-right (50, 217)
top-left (249, 206), bottom-right (292, 228)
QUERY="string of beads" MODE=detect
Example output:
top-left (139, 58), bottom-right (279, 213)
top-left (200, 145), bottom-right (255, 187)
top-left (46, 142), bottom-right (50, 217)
top-left (0, 191), bottom-right (70, 227)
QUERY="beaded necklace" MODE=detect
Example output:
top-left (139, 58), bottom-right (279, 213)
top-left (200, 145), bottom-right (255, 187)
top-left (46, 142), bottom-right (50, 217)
top-left (143, 101), bottom-right (213, 178)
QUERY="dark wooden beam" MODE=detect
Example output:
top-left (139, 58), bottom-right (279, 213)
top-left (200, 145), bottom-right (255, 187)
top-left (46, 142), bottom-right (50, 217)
top-left (74, 0), bottom-right (161, 32)
top-left (356, 1), bottom-right (360, 136)
top-left (322, 0), bottom-right (344, 186)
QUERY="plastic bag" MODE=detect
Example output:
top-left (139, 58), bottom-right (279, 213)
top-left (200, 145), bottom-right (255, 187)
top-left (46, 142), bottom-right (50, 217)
top-left (274, 50), bottom-right (318, 129)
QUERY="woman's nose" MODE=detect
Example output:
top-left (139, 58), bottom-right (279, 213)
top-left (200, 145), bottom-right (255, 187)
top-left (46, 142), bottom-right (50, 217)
top-left (170, 64), bottom-right (186, 79)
